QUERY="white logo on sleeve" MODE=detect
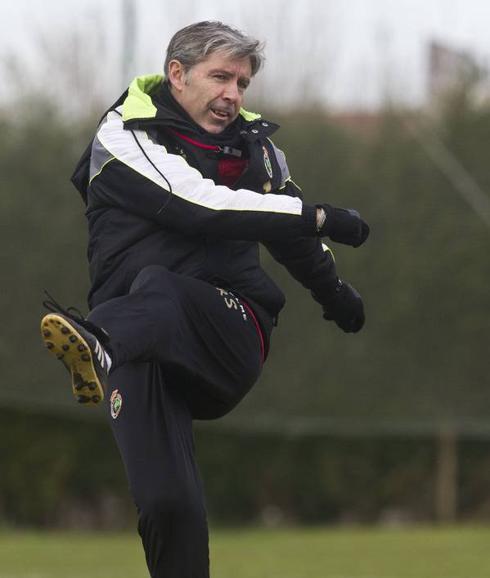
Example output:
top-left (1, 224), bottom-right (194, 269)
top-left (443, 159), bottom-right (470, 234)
top-left (94, 340), bottom-right (105, 368)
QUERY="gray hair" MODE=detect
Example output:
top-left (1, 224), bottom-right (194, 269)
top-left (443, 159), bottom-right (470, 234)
top-left (164, 21), bottom-right (265, 78)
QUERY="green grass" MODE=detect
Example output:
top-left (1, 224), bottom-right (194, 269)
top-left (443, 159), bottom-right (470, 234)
top-left (0, 526), bottom-right (489, 578)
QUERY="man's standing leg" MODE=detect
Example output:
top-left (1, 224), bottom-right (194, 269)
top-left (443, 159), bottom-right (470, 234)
top-left (107, 361), bottom-right (209, 578)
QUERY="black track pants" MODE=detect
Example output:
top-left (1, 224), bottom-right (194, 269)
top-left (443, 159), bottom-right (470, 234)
top-left (88, 265), bottom-right (268, 578)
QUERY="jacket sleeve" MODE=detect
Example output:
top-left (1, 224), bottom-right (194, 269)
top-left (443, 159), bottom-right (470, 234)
top-left (264, 236), bottom-right (339, 297)
top-left (87, 110), bottom-right (317, 241)
top-left (263, 180), bottom-right (339, 298)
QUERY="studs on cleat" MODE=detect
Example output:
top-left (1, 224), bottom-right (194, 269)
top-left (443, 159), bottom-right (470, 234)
top-left (41, 314), bottom-right (104, 407)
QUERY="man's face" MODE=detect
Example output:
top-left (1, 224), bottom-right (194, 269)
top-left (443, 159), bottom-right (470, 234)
top-left (168, 51), bottom-right (252, 134)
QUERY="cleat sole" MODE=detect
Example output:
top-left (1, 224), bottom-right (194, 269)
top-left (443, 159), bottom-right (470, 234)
top-left (40, 313), bottom-right (105, 407)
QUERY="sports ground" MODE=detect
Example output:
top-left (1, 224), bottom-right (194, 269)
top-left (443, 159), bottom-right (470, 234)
top-left (1, 525), bottom-right (489, 578)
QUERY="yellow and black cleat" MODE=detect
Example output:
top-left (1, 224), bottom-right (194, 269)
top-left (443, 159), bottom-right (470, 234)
top-left (41, 313), bottom-right (108, 406)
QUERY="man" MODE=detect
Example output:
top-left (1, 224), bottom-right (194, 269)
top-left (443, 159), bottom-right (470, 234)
top-left (41, 21), bottom-right (369, 578)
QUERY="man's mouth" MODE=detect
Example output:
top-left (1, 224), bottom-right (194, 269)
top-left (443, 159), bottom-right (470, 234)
top-left (210, 108), bottom-right (232, 120)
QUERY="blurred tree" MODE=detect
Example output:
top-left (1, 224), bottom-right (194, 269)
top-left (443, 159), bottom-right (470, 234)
top-left (1, 49), bottom-right (490, 527)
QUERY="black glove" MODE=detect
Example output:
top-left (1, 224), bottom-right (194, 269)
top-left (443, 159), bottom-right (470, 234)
top-left (313, 279), bottom-right (365, 333)
top-left (317, 204), bottom-right (369, 247)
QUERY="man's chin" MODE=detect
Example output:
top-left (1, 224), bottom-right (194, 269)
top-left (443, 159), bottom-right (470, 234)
top-left (202, 111), bottom-right (238, 134)
top-left (206, 126), bottom-right (226, 134)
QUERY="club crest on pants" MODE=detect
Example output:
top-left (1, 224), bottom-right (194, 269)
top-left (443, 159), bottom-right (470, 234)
top-left (110, 389), bottom-right (123, 419)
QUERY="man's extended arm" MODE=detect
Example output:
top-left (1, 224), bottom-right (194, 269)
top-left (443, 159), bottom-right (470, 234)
top-left (88, 110), bottom-right (366, 245)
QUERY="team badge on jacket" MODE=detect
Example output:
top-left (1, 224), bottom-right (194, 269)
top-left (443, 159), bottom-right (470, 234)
top-left (110, 389), bottom-right (123, 419)
top-left (262, 146), bottom-right (273, 179)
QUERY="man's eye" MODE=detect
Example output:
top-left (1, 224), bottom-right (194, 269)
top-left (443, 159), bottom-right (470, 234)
top-left (214, 74), bottom-right (226, 81)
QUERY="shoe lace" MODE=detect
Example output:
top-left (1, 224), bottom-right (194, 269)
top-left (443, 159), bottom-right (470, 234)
top-left (43, 290), bottom-right (110, 345)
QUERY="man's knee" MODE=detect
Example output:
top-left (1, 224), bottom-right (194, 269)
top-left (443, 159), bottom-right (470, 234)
top-left (136, 484), bottom-right (204, 529)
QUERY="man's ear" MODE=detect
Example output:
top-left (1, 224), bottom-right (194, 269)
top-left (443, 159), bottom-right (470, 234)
top-left (168, 60), bottom-right (186, 92)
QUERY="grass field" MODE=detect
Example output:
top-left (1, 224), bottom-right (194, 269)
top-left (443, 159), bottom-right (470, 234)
top-left (1, 526), bottom-right (489, 578)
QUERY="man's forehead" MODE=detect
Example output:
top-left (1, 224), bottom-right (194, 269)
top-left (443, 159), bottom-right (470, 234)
top-left (199, 50), bottom-right (252, 73)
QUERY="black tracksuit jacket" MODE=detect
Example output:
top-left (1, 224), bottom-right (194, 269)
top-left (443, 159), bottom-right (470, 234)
top-left (71, 75), bottom-right (338, 322)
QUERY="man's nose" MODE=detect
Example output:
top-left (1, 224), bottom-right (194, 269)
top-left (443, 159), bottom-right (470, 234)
top-left (222, 82), bottom-right (240, 102)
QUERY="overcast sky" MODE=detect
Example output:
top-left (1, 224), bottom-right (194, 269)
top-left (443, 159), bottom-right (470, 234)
top-left (2, 0), bottom-right (490, 110)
